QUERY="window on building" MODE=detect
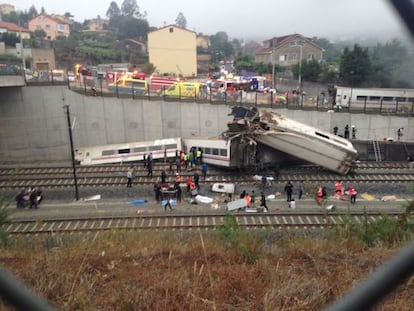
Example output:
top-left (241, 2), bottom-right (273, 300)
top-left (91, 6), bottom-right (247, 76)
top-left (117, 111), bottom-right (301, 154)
top-left (279, 55), bottom-right (287, 62)
top-left (169, 27), bottom-right (174, 33)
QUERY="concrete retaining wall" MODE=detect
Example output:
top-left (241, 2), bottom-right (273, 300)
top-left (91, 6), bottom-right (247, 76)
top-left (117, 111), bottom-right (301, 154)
top-left (0, 86), bottom-right (413, 163)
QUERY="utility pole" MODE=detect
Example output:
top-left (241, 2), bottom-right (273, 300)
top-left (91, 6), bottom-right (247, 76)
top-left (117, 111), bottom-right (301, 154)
top-left (298, 44), bottom-right (303, 91)
top-left (271, 50), bottom-right (275, 90)
top-left (63, 104), bottom-right (79, 201)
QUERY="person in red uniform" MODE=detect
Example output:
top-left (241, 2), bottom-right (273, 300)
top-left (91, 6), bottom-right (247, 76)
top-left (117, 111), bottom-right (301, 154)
top-left (348, 185), bottom-right (357, 204)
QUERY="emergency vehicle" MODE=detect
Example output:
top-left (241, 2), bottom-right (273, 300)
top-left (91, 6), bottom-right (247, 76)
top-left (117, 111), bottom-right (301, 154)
top-left (162, 82), bottom-right (204, 98)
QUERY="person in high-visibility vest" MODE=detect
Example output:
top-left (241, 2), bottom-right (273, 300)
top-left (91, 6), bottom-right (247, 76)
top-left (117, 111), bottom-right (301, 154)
top-left (334, 180), bottom-right (344, 196)
top-left (348, 185), bottom-right (357, 204)
top-left (196, 149), bottom-right (202, 164)
top-left (245, 193), bottom-right (252, 208)
top-left (190, 181), bottom-right (197, 197)
top-left (316, 186), bottom-right (324, 204)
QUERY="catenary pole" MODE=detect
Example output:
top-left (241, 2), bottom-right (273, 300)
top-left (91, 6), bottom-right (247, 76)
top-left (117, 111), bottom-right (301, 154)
top-left (63, 104), bottom-right (79, 201)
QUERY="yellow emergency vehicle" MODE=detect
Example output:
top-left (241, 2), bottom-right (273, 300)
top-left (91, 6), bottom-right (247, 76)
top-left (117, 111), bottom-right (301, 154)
top-left (163, 82), bottom-right (204, 98)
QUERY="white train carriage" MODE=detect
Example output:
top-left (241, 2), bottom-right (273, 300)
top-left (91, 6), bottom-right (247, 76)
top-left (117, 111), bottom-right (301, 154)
top-left (182, 136), bottom-right (257, 168)
top-left (75, 138), bottom-right (182, 165)
top-left (335, 86), bottom-right (414, 110)
top-left (257, 110), bottom-right (358, 175)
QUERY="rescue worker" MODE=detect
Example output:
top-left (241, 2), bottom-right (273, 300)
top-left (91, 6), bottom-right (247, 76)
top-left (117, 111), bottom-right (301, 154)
top-left (244, 192), bottom-right (252, 208)
top-left (348, 185), bottom-right (357, 204)
top-left (185, 175), bottom-right (192, 192)
top-left (284, 181), bottom-right (293, 202)
top-left (175, 173), bottom-right (182, 184)
top-left (335, 180), bottom-right (344, 196)
top-left (196, 148), bottom-right (202, 164)
top-left (260, 192), bottom-right (268, 211)
top-left (316, 186), bottom-right (324, 205)
top-left (190, 181), bottom-right (197, 197)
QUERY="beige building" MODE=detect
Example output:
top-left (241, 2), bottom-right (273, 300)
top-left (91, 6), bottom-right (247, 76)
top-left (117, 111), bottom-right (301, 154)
top-left (31, 48), bottom-right (56, 72)
top-left (0, 21), bottom-right (31, 39)
top-left (85, 18), bottom-right (109, 33)
top-left (0, 3), bottom-right (14, 15)
top-left (28, 13), bottom-right (70, 40)
top-left (255, 34), bottom-right (324, 67)
top-left (196, 35), bottom-right (210, 49)
top-left (148, 25), bottom-right (197, 77)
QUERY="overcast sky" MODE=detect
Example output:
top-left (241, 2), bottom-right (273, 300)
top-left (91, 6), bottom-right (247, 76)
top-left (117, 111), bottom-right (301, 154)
top-left (8, 0), bottom-right (411, 42)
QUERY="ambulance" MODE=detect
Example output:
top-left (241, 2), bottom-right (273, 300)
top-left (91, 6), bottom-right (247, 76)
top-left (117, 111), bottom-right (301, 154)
top-left (163, 82), bottom-right (204, 98)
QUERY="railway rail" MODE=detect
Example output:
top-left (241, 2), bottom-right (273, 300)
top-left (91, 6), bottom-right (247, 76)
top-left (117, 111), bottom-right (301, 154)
top-left (0, 161), bottom-right (413, 190)
top-left (2, 211), bottom-right (404, 236)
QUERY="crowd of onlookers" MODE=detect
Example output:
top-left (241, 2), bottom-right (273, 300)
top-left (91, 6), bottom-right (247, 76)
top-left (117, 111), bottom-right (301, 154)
top-left (15, 187), bottom-right (44, 209)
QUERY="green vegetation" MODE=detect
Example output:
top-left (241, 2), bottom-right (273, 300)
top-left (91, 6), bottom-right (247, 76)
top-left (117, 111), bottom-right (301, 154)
top-left (2, 1), bottom-right (414, 85)
top-left (0, 204), bottom-right (414, 309)
top-left (0, 194), bottom-right (9, 246)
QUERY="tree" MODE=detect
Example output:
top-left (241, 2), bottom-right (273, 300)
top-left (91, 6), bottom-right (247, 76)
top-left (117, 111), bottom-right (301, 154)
top-left (28, 5), bottom-right (38, 18)
top-left (369, 39), bottom-right (411, 88)
top-left (106, 1), bottom-right (121, 19)
top-left (175, 12), bottom-right (187, 28)
top-left (0, 33), bottom-right (19, 47)
top-left (33, 29), bottom-right (47, 40)
top-left (121, 0), bottom-right (143, 18)
top-left (339, 44), bottom-right (371, 87)
top-left (292, 59), bottom-right (322, 82)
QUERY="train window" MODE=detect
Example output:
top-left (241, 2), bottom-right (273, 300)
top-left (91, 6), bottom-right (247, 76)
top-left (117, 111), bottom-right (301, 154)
top-left (212, 148), bottom-right (219, 156)
top-left (356, 96), bottom-right (367, 101)
top-left (204, 148), bottom-right (211, 154)
top-left (102, 150), bottom-right (116, 156)
top-left (408, 97), bottom-right (414, 102)
top-left (164, 143), bottom-right (177, 149)
top-left (118, 148), bottom-right (130, 154)
top-left (383, 96), bottom-right (394, 102)
top-left (132, 147), bottom-right (146, 153)
top-left (315, 132), bottom-right (329, 140)
top-left (396, 97), bottom-right (407, 102)
top-left (149, 145), bottom-right (162, 151)
top-left (220, 149), bottom-right (228, 157)
top-left (369, 96), bottom-right (381, 101)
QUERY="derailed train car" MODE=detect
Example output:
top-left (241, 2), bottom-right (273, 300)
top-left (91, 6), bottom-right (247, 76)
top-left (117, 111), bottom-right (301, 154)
top-left (183, 135), bottom-right (298, 170)
top-left (226, 106), bottom-right (358, 175)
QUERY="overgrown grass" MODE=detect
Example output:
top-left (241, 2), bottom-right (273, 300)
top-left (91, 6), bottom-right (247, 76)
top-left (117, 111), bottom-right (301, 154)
top-left (338, 200), bottom-right (414, 247)
top-left (0, 193), bottom-right (9, 246)
top-left (1, 204), bottom-right (414, 310)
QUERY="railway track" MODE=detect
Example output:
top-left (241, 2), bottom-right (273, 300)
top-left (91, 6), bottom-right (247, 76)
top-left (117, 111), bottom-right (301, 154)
top-left (0, 161), bottom-right (413, 190)
top-left (2, 211), bottom-right (403, 236)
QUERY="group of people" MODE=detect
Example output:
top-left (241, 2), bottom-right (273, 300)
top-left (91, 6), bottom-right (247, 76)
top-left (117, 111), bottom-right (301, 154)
top-left (316, 180), bottom-right (357, 205)
top-left (15, 187), bottom-right (43, 209)
top-left (333, 124), bottom-right (357, 139)
top-left (239, 190), bottom-right (268, 211)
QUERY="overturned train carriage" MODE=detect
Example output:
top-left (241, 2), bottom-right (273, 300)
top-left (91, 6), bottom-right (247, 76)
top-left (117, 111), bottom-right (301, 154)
top-left (227, 106), bottom-right (358, 175)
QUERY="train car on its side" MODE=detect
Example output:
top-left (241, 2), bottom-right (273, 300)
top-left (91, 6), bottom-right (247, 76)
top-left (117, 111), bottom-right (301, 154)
top-left (75, 138), bottom-right (182, 165)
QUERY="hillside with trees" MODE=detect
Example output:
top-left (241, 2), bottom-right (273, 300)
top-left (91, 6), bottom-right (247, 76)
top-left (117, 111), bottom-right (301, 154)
top-left (1, 0), bottom-right (413, 87)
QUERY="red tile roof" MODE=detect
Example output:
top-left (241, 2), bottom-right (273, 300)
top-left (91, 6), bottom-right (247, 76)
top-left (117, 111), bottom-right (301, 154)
top-left (0, 21), bottom-right (29, 32)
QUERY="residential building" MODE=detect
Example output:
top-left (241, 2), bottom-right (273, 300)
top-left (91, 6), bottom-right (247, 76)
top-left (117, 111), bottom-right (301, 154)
top-left (0, 3), bottom-right (14, 15)
top-left (255, 33), bottom-right (324, 67)
top-left (148, 25), bottom-right (197, 77)
top-left (28, 13), bottom-right (70, 40)
top-left (196, 34), bottom-right (210, 49)
top-left (0, 21), bottom-right (31, 39)
top-left (85, 18), bottom-right (109, 33)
